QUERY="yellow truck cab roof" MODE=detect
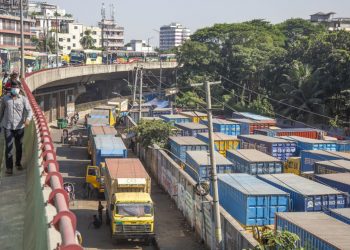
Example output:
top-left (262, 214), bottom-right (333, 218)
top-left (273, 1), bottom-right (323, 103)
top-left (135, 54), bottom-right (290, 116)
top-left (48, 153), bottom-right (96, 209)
top-left (115, 192), bottom-right (152, 203)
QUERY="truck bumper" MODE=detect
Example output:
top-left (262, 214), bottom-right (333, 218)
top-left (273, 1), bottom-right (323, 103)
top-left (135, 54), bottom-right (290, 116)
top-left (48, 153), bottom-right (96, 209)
top-left (111, 232), bottom-right (155, 240)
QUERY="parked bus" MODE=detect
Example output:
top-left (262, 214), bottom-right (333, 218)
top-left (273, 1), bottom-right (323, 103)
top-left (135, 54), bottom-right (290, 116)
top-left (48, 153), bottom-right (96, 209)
top-left (70, 50), bottom-right (85, 65)
top-left (84, 49), bottom-right (102, 65)
top-left (0, 48), bottom-right (20, 72)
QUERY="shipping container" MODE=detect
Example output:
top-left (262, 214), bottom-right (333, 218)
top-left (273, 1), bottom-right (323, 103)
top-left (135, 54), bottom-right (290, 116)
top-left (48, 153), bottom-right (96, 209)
top-left (86, 117), bottom-right (109, 129)
top-left (92, 135), bottom-right (127, 166)
top-left (314, 173), bottom-right (350, 194)
top-left (174, 122), bottom-right (208, 137)
top-left (254, 128), bottom-right (325, 139)
top-left (151, 107), bottom-right (173, 117)
top-left (93, 105), bottom-right (117, 126)
top-left (230, 118), bottom-right (276, 135)
top-left (140, 117), bottom-right (163, 121)
top-left (314, 159), bottom-right (350, 174)
top-left (168, 136), bottom-right (208, 164)
top-left (257, 173), bottom-right (348, 211)
top-left (201, 118), bottom-right (241, 136)
top-left (226, 149), bottom-right (283, 175)
top-left (180, 111), bottom-right (207, 123)
top-left (88, 126), bottom-right (118, 155)
top-left (280, 136), bottom-right (337, 154)
top-left (232, 112), bottom-right (275, 122)
top-left (275, 212), bottom-right (350, 250)
top-left (238, 134), bottom-right (297, 161)
top-left (218, 173), bottom-right (289, 227)
top-left (185, 150), bottom-right (234, 181)
top-left (334, 140), bottom-right (350, 152)
top-left (300, 150), bottom-right (350, 172)
top-left (196, 132), bottom-right (240, 157)
top-left (160, 114), bottom-right (191, 124)
top-left (329, 208), bottom-right (350, 225)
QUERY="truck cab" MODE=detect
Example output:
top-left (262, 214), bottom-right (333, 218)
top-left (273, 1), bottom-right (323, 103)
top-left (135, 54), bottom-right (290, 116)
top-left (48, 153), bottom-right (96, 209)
top-left (108, 192), bottom-right (155, 243)
top-left (284, 157), bottom-right (301, 175)
top-left (85, 163), bottom-right (106, 195)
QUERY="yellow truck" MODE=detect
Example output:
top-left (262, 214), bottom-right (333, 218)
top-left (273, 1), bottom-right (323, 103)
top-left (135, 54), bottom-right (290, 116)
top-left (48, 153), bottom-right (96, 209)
top-left (85, 163), bottom-right (105, 198)
top-left (284, 157), bottom-right (313, 179)
top-left (104, 158), bottom-right (155, 243)
top-left (93, 105), bottom-right (118, 126)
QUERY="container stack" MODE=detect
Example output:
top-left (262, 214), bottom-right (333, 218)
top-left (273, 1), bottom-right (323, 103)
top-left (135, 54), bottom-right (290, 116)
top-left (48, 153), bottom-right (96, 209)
top-left (329, 208), bottom-right (350, 225)
top-left (196, 132), bottom-right (240, 157)
top-left (257, 173), bottom-right (348, 211)
top-left (88, 126), bottom-right (118, 155)
top-left (275, 212), bottom-right (350, 250)
top-left (160, 114), bottom-right (191, 124)
top-left (185, 150), bottom-right (234, 181)
top-left (314, 159), bottom-right (350, 174)
top-left (238, 134), bottom-right (296, 161)
top-left (168, 136), bottom-right (208, 165)
top-left (314, 173), bottom-right (350, 194)
top-left (174, 122), bottom-right (208, 137)
top-left (217, 173), bottom-right (289, 227)
top-left (280, 136), bottom-right (337, 154)
top-left (201, 118), bottom-right (241, 136)
top-left (229, 118), bottom-right (276, 135)
top-left (151, 107), bottom-right (172, 117)
top-left (254, 128), bottom-right (324, 139)
top-left (180, 111), bottom-right (207, 123)
top-left (226, 149), bottom-right (283, 175)
top-left (92, 135), bottom-right (127, 166)
top-left (300, 150), bottom-right (350, 172)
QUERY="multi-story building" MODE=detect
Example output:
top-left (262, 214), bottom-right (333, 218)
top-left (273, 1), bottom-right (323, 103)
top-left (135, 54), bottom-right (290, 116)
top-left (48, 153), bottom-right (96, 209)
top-left (99, 19), bottom-right (124, 51)
top-left (0, 4), bottom-right (35, 50)
top-left (125, 40), bottom-right (154, 53)
top-left (159, 23), bottom-right (190, 51)
top-left (310, 12), bottom-right (350, 31)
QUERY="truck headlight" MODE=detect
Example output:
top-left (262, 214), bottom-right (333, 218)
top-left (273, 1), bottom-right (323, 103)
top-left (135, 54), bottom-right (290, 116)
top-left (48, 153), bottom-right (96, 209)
top-left (145, 224), bottom-right (151, 232)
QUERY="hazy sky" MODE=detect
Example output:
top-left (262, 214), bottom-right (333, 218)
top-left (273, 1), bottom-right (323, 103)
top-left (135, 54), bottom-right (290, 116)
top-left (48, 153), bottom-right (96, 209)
top-left (47, 0), bottom-right (350, 46)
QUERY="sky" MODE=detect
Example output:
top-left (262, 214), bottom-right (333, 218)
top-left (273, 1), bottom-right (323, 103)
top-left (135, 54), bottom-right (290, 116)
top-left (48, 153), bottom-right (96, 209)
top-left (47, 0), bottom-right (350, 46)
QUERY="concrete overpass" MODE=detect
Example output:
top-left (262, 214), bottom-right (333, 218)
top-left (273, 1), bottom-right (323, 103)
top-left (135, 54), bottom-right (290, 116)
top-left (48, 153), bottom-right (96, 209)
top-left (26, 62), bottom-right (177, 122)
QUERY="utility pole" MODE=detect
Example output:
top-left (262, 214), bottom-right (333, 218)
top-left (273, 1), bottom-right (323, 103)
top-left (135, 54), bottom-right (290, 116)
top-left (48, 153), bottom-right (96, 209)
top-left (205, 81), bottom-right (222, 250)
top-left (133, 67), bottom-right (138, 106)
top-left (20, 0), bottom-right (25, 78)
top-left (159, 57), bottom-right (162, 98)
top-left (55, 5), bottom-right (59, 67)
top-left (138, 67), bottom-right (143, 122)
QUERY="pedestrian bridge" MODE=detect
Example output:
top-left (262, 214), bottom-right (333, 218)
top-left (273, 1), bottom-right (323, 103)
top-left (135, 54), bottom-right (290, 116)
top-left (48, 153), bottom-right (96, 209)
top-left (0, 62), bottom-right (259, 250)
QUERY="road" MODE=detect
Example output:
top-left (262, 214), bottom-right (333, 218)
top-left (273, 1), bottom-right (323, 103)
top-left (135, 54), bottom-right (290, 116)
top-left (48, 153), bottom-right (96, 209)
top-left (52, 124), bottom-right (204, 250)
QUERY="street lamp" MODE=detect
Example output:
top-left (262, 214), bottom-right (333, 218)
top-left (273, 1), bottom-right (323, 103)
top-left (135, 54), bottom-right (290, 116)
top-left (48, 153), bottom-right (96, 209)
top-left (20, 0), bottom-right (25, 78)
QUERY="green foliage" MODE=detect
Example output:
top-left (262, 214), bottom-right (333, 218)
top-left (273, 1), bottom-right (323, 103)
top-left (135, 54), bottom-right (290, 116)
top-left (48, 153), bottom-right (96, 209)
top-left (255, 230), bottom-right (301, 250)
top-left (80, 30), bottom-right (95, 49)
top-left (177, 18), bottom-right (350, 127)
top-left (175, 91), bottom-right (206, 109)
top-left (31, 36), bottom-right (57, 53)
top-left (129, 120), bottom-right (176, 148)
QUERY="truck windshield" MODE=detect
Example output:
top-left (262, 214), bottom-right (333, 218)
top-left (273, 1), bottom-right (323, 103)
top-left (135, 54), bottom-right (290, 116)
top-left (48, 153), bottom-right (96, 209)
top-left (116, 204), bottom-right (153, 217)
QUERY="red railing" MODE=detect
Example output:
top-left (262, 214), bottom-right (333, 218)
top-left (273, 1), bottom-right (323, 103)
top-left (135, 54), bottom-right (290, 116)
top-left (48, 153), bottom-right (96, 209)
top-left (22, 77), bottom-right (82, 250)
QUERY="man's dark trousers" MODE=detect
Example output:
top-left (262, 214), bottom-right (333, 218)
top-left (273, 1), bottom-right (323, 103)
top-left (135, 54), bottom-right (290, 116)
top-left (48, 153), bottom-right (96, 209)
top-left (4, 128), bottom-right (24, 169)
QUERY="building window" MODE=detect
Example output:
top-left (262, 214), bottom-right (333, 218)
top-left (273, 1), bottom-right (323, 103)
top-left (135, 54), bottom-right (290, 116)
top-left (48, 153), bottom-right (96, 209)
top-left (59, 38), bottom-right (63, 42)
top-left (68, 46), bottom-right (71, 50)
top-left (67, 38), bottom-right (71, 42)
top-left (73, 43), bottom-right (76, 47)
top-left (74, 26), bottom-right (78, 29)
top-left (73, 35), bottom-right (76, 39)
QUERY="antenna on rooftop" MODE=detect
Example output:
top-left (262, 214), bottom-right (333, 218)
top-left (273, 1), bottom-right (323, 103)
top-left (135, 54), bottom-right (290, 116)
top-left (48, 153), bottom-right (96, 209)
top-left (110, 3), bottom-right (115, 21)
top-left (101, 2), bottom-right (106, 20)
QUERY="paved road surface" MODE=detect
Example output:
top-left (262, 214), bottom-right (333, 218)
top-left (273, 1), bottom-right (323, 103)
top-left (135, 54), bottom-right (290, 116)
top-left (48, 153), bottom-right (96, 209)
top-left (52, 125), bottom-right (204, 250)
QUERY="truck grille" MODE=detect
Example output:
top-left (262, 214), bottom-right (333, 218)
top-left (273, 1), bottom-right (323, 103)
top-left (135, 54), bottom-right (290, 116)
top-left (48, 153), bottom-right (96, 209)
top-left (121, 224), bottom-right (151, 232)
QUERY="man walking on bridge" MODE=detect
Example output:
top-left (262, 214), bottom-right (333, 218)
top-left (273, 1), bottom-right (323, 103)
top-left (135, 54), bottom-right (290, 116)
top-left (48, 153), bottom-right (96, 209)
top-left (0, 81), bottom-right (32, 175)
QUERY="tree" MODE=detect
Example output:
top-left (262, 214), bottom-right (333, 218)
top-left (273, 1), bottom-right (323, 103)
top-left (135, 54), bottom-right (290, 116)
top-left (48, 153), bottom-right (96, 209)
top-left (175, 91), bottom-right (206, 109)
top-left (31, 36), bottom-right (56, 53)
top-left (80, 30), bottom-right (95, 49)
top-left (254, 230), bottom-right (301, 250)
top-left (128, 120), bottom-right (177, 148)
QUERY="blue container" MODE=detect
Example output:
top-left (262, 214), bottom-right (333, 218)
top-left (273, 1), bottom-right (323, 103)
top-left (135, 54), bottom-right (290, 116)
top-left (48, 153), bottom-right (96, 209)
top-left (86, 117), bottom-right (109, 129)
top-left (129, 109), bottom-right (151, 123)
top-left (93, 135), bottom-right (127, 166)
top-left (160, 114), bottom-right (191, 124)
top-left (185, 151), bottom-right (234, 181)
top-left (226, 149), bottom-right (283, 175)
top-left (201, 118), bottom-right (241, 136)
top-left (168, 136), bottom-right (208, 164)
top-left (218, 173), bottom-right (289, 226)
top-left (280, 136), bottom-right (337, 154)
top-left (232, 112), bottom-right (275, 122)
top-left (238, 134), bottom-right (297, 161)
top-left (257, 173), bottom-right (348, 211)
top-left (334, 140), bottom-right (350, 152)
top-left (314, 173), bottom-right (350, 194)
top-left (89, 109), bottom-right (109, 119)
top-left (314, 159), bottom-right (350, 174)
top-left (329, 208), bottom-right (350, 225)
top-left (175, 122), bottom-right (208, 137)
top-left (276, 212), bottom-right (350, 250)
top-left (300, 150), bottom-right (350, 172)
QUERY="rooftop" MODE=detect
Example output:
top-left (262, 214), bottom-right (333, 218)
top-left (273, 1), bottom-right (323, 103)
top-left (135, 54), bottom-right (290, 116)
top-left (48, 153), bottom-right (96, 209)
top-left (198, 132), bottom-right (239, 141)
top-left (186, 150), bottom-right (233, 166)
top-left (303, 150), bottom-right (350, 160)
top-left (316, 173), bottom-right (350, 185)
top-left (276, 212), bottom-right (350, 249)
top-left (105, 158), bottom-right (149, 179)
top-left (238, 134), bottom-right (292, 143)
top-left (175, 122), bottom-right (208, 130)
top-left (169, 136), bottom-right (207, 146)
top-left (279, 136), bottom-right (332, 144)
top-left (315, 159), bottom-right (350, 171)
top-left (227, 149), bottom-right (281, 162)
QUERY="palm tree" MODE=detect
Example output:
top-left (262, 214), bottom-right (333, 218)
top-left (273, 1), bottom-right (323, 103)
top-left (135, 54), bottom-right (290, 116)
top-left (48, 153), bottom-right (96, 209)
top-left (80, 30), bottom-right (95, 49)
top-left (279, 61), bottom-right (325, 123)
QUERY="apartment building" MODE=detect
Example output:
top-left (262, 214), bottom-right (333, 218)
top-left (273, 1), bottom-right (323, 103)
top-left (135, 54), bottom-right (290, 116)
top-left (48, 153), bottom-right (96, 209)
top-left (159, 23), bottom-right (190, 51)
